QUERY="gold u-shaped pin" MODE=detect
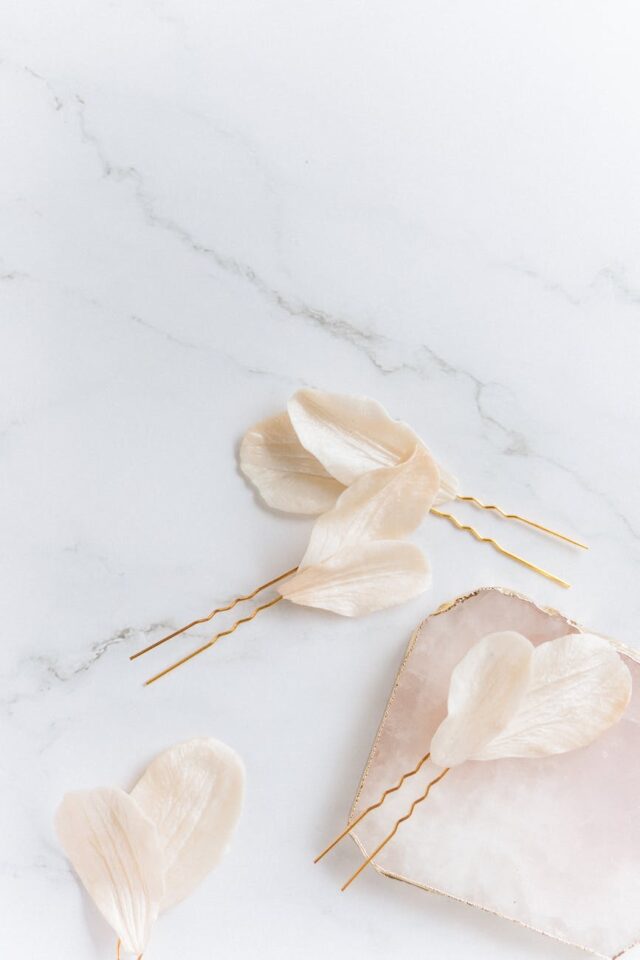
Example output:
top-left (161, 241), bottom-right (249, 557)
top-left (132, 493), bottom-right (587, 684)
top-left (341, 767), bottom-right (450, 891)
top-left (130, 566), bottom-right (297, 661)
top-left (314, 751), bottom-right (432, 864)
top-left (431, 509), bottom-right (571, 588)
top-left (456, 495), bottom-right (588, 550)
top-left (143, 595), bottom-right (284, 686)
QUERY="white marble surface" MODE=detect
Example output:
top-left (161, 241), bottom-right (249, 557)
top-left (2, 2), bottom-right (640, 958)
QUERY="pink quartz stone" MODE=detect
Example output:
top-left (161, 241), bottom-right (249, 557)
top-left (350, 588), bottom-right (640, 959)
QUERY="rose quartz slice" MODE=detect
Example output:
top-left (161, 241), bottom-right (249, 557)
top-left (350, 589), bottom-right (640, 959)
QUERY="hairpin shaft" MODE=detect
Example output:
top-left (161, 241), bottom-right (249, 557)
top-left (457, 495), bottom-right (588, 550)
top-left (431, 509), bottom-right (570, 589)
top-left (130, 567), bottom-right (297, 661)
top-left (341, 767), bottom-right (450, 891)
top-left (314, 752), bottom-right (431, 864)
top-left (143, 595), bottom-right (284, 686)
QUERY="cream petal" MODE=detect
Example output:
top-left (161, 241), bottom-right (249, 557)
top-left (476, 633), bottom-right (632, 761)
top-left (239, 411), bottom-right (344, 514)
top-left (55, 788), bottom-right (164, 955)
top-left (300, 446), bottom-right (440, 568)
top-left (287, 388), bottom-right (421, 485)
top-left (279, 540), bottom-right (430, 617)
top-left (131, 738), bottom-right (245, 911)
top-left (430, 631), bottom-right (533, 768)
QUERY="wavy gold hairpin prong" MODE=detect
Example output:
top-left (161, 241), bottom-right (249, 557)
top-left (431, 509), bottom-right (570, 588)
top-left (456, 495), bottom-right (588, 550)
top-left (143, 595), bottom-right (285, 686)
top-left (314, 751), bottom-right (432, 864)
top-left (341, 767), bottom-right (451, 891)
top-left (130, 566), bottom-right (297, 661)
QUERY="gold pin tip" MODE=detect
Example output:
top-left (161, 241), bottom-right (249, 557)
top-left (130, 566), bottom-right (297, 662)
top-left (313, 752), bottom-right (432, 864)
top-left (432, 508), bottom-right (570, 589)
top-left (142, 595), bottom-right (284, 686)
top-left (339, 767), bottom-right (450, 891)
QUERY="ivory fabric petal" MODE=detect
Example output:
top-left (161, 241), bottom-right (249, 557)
top-left (55, 788), bottom-right (164, 956)
top-left (279, 540), bottom-right (430, 616)
top-left (131, 738), bottom-right (245, 911)
top-left (287, 388), bottom-right (421, 485)
top-left (300, 446), bottom-right (440, 568)
top-left (239, 411), bottom-right (344, 514)
top-left (476, 633), bottom-right (632, 761)
top-left (430, 631), bottom-right (534, 768)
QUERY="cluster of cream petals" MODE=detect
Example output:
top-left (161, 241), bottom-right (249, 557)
top-left (240, 389), bottom-right (456, 616)
top-left (56, 738), bottom-right (244, 957)
top-left (430, 631), bottom-right (632, 769)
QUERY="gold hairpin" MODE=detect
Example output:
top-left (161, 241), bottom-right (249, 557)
top-left (313, 751), bottom-right (448, 889)
top-left (134, 498), bottom-right (580, 683)
top-left (140, 594), bottom-right (285, 686)
top-left (431, 509), bottom-right (571, 588)
top-left (131, 389), bottom-right (588, 685)
top-left (314, 751), bottom-right (432, 864)
top-left (341, 767), bottom-right (450, 891)
top-left (317, 630), bottom-right (630, 894)
top-left (130, 567), bottom-right (297, 662)
top-left (132, 490), bottom-right (583, 683)
top-left (455, 495), bottom-right (588, 549)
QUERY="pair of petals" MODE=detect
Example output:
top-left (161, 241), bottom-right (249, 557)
top-left (240, 388), bottom-right (456, 516)
top-left (56, 738), bottom-right (244, 956)
top-left (241, 389), bottom-right (445, 616)
top-left (278, 446), bottom-right (437, 615)
top-left (431, 632), bottom-right (632, 768)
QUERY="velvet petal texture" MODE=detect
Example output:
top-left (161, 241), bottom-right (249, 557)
top-left (55, 788), bottom-right (164, 956)
top-left (287, 388), bottom-right (422, 485)
top-left (131, 738), bottom-right (245, 910)
top-left (279, 540), bottom-right (430, 616)
top-left (239, 410), bottom-right (344, 514)
top-left (300, 445), bottom-right (439, 568)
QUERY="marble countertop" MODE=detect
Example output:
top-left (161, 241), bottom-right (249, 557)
top-left (2, 2), bottom-right (640, 958)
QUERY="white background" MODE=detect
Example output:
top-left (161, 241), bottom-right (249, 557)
top-left (2, 2), bottom-right (640, 958)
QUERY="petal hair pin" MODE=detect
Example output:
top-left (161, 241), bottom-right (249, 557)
top-left (131, 389), bottom-right (587, 685)
top-left (56, 738), bottom-right (244, 958)
top-left (315, 630), bottom-right (631, 890)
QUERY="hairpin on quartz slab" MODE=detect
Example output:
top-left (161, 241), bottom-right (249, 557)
top-left (56, 738), bottom-right (244, 958)
top-left (315, 629), bottom-right (631, 891)
top-left (132, 389), bottom-right (587, 685)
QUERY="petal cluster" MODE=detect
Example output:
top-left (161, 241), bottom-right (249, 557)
top-left (431, 632), bottom-right (632, 768)
top-left (240, 389), bottom-right (456, 515)
top-left (56, 738), bottom-right (244, 956)
top-left (240, 389), bottom-right (447, 616)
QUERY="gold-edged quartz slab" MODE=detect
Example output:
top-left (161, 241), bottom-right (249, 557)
top-left (350, 588), bottom-right (640, 959)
